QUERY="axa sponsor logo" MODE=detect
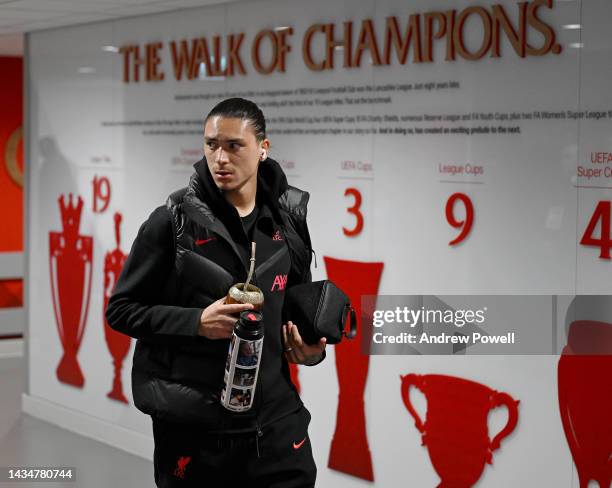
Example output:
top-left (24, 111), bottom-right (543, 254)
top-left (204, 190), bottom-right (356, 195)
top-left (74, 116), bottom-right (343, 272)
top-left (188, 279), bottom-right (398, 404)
top-left (271, 274), bottom-right (288, 292)
top-left (272, 229), bottom-right (283, 241)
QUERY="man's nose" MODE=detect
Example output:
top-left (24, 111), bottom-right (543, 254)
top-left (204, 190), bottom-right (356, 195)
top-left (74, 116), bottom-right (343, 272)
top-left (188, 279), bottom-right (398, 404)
top-left (215, 147), bottom-right (230, 164)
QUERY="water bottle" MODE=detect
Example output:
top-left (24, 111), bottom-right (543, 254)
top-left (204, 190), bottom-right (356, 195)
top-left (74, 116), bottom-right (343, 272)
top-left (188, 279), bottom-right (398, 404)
top-left (221, 310), bottom-right (264, 412)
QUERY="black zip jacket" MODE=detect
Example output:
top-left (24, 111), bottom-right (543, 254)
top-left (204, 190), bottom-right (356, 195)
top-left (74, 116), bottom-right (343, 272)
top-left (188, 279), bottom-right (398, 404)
top-left (105, 157), bottom-right (320, 432)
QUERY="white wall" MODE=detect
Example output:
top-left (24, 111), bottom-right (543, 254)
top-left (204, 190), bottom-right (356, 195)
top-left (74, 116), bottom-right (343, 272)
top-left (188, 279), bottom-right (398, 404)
top-left (26, 1), bottom-right (611, 486)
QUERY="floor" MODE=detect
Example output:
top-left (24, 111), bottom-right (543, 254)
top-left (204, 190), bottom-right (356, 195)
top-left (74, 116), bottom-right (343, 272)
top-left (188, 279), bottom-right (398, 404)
top-left (0, 356), bottom-right (155, 488)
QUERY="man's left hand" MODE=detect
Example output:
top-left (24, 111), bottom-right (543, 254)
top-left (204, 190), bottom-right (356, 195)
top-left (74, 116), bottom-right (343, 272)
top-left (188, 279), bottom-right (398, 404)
top-left (282, 321), bottom-right (326, 365)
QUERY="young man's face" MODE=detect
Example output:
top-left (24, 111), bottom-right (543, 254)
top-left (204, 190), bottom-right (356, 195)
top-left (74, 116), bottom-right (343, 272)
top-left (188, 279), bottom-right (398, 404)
top-left (204, 116), bottom-right (266, 193)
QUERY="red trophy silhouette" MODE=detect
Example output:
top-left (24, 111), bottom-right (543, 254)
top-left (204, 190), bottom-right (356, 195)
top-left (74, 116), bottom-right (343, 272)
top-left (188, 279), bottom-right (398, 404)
top-left (558, 319), bottom-right (612, 488)
top-left (103, 212), bottom-right (130, 403)
top-left (401, 374), bottom-right (519, 488)
top-left (325, 257), bottom-right (384, 481)
top-left (49, 194), bottom-right (93, 387)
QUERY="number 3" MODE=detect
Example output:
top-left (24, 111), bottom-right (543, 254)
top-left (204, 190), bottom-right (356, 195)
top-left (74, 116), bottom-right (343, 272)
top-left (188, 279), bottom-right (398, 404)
top-left (343, 188), bottom-right (364, 237)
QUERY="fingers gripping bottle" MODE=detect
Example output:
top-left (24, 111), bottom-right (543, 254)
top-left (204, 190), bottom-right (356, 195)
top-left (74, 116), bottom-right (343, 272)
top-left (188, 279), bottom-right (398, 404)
top-left (221, 310), bottom-right (264, 412)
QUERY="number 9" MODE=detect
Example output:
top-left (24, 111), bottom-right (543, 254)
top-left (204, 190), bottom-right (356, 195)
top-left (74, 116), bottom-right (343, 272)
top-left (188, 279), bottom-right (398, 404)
top-left (445, 192), bottom-right (474, 246)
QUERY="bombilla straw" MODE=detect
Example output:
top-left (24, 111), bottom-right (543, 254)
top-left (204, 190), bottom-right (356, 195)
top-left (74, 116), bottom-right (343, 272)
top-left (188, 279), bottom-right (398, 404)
top-left (244, 242), bottom-right (256, 291)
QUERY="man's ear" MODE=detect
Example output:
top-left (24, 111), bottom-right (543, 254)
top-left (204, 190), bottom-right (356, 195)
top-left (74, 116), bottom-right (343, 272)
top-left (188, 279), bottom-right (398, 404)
top-left (260, 139), bottom-right (270, 161)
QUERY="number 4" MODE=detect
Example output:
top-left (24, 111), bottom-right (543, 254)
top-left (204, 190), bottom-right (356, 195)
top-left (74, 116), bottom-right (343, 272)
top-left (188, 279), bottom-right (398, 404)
top-left (580, 201), bottom-right (612, 259)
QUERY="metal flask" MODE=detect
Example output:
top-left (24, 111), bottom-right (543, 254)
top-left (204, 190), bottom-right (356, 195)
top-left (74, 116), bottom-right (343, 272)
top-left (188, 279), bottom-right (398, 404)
top-left (221, 310), bottom-right (264, 412)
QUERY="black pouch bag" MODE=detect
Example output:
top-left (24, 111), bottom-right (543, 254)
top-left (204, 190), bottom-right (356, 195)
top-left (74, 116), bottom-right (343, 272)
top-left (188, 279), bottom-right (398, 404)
top-left (282, 280), bottom-right (356, 345)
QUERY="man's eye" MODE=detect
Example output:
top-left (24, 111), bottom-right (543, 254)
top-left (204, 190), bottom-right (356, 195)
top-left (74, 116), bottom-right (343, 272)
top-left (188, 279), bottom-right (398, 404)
top-left (206, 142), bottom-right (216, 149)
top-left (229, 143), bottom-right (240, 150)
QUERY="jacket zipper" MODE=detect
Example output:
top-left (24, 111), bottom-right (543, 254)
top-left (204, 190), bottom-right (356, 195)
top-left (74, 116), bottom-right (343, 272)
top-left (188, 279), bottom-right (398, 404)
top-left (255, 421), bottom-right (263, 458)
top-left (240, 215), bottom-right (266, 458)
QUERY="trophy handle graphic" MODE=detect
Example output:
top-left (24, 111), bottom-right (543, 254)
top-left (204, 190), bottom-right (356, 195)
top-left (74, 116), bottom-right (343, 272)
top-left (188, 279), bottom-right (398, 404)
top-left (488, 392), bottom-right (520, 455)
top-left (325, 256), bottom-right (384, 482)
top-left (400, 374), bottom-right (426, 437)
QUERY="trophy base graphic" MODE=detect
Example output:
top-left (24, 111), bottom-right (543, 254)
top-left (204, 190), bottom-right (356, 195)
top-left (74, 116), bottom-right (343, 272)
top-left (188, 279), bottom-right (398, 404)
top-left (328, 395), bottom-right (374, 481)
top-left (436, 482), bottom-right (472, 488)
top-left (56, 352), bottom-right (84, 387)
top-left (107, 363), bottom-right (128, 403)
top-left (328, 436), bottom-right (374, 481)
top-left (107, 385), bottom-right (128, 404)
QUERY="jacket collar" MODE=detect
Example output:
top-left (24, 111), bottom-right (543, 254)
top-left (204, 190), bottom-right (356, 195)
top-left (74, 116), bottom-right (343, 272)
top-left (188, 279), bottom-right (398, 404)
top-left (181, 157), bottom-right (288, 271)
top-left (191, 156), bottom-right (288, 225)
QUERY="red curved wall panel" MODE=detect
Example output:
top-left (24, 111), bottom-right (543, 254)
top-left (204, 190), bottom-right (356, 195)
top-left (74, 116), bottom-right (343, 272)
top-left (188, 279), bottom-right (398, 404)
top-left (0, 56), bottom-right (24, 310)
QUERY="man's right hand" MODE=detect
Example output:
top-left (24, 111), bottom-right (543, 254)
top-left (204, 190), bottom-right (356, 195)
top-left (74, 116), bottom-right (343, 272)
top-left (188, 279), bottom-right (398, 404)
top-left (198, 297), bottom-right (254, 339)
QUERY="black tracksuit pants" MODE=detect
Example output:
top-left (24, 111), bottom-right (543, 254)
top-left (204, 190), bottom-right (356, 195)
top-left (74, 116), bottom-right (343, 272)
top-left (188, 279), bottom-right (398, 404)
top-left (152, 407), bottom-right (317, 487)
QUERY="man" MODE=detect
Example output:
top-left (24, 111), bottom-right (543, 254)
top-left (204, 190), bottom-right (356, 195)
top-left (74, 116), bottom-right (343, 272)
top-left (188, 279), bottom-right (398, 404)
top-left (106, 98), bottom-right (325, 487)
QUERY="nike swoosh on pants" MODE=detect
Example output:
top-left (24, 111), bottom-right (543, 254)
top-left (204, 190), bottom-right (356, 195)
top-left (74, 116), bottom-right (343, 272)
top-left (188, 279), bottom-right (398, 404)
top-left (293, 437), bottom-right (307, 450)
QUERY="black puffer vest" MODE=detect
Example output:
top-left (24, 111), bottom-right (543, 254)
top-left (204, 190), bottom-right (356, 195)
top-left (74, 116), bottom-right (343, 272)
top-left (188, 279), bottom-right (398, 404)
top-left (132, 157), bottom-right (313, 431)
